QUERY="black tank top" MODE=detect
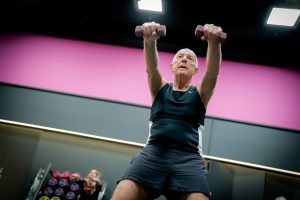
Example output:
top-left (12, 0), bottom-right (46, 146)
top-left (147, 83), bottom-right (206, 153)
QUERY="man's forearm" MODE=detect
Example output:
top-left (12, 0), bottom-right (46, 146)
top-left (144, 40), bottom-right (159, 74)
top-left (205, 43), bottom-right (221, 76)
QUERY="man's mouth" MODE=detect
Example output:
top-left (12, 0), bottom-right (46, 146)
top-left (179, 66), bottom-right (187, 69)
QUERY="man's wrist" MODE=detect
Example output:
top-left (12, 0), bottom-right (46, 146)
top-left (144, 39), bottom-right (157, 48)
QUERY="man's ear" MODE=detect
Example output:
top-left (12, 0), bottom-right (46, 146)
top-left (193, 67), bottom-right (198, 75)
top-left (170, 63), bottom-right (174, 72)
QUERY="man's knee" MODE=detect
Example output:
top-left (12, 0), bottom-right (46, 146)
top-left (111, 179), bottom-right (149, 200)
top-left (179, 192), bottom-right (210, 200)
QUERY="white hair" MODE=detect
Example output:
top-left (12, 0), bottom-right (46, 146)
top-left (171, 48), bottom-right (198, 68)
top-left (275, 196), bottom-right (287, 200)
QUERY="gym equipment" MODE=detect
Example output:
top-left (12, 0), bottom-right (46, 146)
top-left (70, 183), bottom-right (80, 191)
top-left (135, 24), bottom-right (226, 44)
top-left (39, 196), bottom-right (50, 200)
top-left (48, 178), bottom-right (58, 186)
top-left (54, 188), bottom-right (64, 196)
top-left (195, 25), bottom-right (227, 43)
top-left (26, 163), bottom-right (108, 200)
top-left (135, 25), bottom-right (166, 37)
top-left (43, 187), bottom-right (53, 196)
top-left (50, 197), bottom-right (60, 200)
top-left (65, 191), bottom-right (75, 199)
top-left (58, 178), bottom-right (69, 187)
top-left (52, 171), bottom-right (61, 179)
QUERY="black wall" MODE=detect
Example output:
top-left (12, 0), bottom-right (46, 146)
top-left (1, 82), bottom-right (300, 199)
top-left (0, 122), bottom-right (143, 199)
top-left (1, 83), bottom-right (299, 171)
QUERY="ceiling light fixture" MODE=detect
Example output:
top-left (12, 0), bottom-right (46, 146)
top-left (267, 7), bottom-right (300, 27)
top-left (137, 0), bottom-right (162, 12)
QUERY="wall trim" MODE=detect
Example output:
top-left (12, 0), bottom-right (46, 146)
top-left (1, 118), bottom-right (299, 177)
top-left (1, 82), bottom-right (299, 133)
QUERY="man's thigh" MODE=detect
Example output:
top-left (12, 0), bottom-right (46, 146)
top-left (111, 179), bottom-right (150, 200)
top-left (167, 192), bottom-right (209, 200)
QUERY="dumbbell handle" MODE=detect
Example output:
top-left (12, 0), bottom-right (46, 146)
top-left (195, 25), bottom-right (227, 43)
top-left (135, 25), bottom-right (166, 37)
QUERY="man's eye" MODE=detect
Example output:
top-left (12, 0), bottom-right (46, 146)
top-left (188, 57), bottom-right (194, 62)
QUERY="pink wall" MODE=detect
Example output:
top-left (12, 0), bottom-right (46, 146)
top-left (0, 33), bottom-right (299, 131)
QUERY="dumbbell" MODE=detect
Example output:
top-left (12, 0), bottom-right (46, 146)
top-left (54, 188), bottom-right (64, 196)
top-left (195, 25), bottom-right (227, 43)
top-left (44, 187), bottom-right (54, 196)
top-left (48, 177), bottom-right (58, 186)
top-left (135, 25), bottom-right (166, 37)
top-left (135, 24), bottom-right (227, 43)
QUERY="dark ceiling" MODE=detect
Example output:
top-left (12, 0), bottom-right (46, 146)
top-left (1, 0), bottom-right (300, 70)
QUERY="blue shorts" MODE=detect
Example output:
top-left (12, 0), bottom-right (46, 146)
top-left (118, 144), bottom-right (212, 199)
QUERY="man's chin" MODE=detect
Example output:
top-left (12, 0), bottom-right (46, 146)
top-left (176, 71), bottom-right (189, 76)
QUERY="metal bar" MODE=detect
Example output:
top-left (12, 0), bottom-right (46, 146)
top-left (1, 118), bottom-right (299, 177)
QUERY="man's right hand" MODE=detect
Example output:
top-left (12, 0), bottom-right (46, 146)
top-left (142, 22), bottom-right (161, 44)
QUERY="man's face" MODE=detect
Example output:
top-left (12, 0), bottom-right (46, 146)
top-left (170, 49), bottom-right (198, 76)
